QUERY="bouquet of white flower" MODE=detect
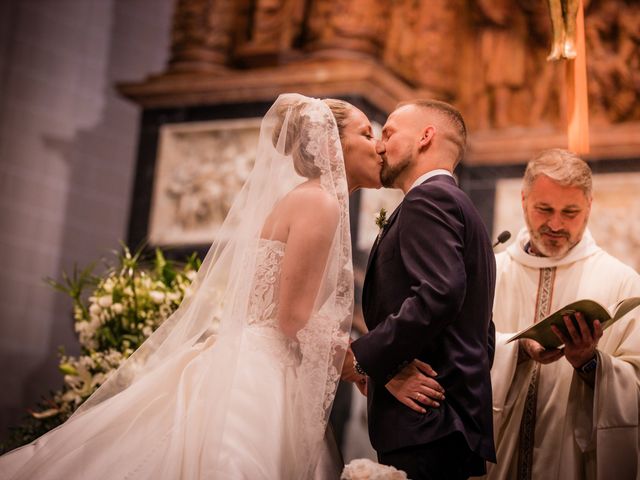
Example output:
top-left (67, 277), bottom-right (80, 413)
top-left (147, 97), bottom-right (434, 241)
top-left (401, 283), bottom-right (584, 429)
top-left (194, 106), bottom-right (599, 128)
top-left (1, 247), bottom-right (201, 453)
top-left (341, 458), bottom-right (408, 480)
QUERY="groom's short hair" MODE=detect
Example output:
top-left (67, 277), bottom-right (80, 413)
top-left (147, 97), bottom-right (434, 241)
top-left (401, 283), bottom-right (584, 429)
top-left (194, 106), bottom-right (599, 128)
top-left (397, 99), bottom-right (467, 167)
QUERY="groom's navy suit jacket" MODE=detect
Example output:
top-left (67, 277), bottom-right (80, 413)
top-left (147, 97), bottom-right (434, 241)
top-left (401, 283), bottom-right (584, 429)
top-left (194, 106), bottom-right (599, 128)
top-left (351, 174), bottom-right (496, 462)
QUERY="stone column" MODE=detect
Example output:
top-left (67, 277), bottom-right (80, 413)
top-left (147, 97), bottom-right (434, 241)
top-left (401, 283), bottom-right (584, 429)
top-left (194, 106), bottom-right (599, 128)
top-left (305, 0), bottom-right (389, 59)
top-left (234, 0), bottom-right (307, 66)
top-left (168, 0), bottom-right (237, 73)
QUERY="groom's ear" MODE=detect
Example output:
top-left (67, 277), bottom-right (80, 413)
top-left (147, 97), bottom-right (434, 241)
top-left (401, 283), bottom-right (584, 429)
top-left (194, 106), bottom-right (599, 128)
top-left (418, 125), bottom-right (436, 149)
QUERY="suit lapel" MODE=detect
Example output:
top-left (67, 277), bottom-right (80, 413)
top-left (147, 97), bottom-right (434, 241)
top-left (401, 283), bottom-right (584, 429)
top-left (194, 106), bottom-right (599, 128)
top-left (361, 175), bottom-right (456, 307)
top-left (362, 203), bottom-right (402, 303)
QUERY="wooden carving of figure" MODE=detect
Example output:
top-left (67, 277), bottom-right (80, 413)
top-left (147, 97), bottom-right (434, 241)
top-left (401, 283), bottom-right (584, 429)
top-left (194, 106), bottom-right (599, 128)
top-left (474, 0), bottom-right (527, 129)
top-left (306, 0), bottom-right (388, 57)
top-left (382, 0), bottom-right (421, 82)
top-left (586, 0), bottom-right (640, 123)
top-left (546, 0), bottom-right (579, 60)
top-left (250, 0), bottom-right (284, 47)
top-left (519, 0), bottom-right (564, 127)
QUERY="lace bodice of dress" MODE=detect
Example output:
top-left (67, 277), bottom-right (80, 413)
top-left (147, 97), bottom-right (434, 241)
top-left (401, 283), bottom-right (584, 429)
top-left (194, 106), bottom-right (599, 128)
top-left (246, 239), bottom-right (286, 329)
top-left (245, 239), bottom-right (301, 365)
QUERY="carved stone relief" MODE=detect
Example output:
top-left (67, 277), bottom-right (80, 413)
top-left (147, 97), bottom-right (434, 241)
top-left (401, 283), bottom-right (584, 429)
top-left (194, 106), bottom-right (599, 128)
top-left (148, 119), bottom-right (261, 246)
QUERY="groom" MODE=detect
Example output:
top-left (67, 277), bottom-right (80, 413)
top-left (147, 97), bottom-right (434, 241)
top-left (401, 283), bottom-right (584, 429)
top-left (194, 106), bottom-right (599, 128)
top-left (344, 100), bottom-right (496, 479)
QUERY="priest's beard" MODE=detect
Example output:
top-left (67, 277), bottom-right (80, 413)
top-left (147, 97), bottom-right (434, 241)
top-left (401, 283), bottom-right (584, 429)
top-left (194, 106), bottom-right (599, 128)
top-left (525, 217), bottom-right (588, 258)
top-left (380, 156), bottom-right (411, 188)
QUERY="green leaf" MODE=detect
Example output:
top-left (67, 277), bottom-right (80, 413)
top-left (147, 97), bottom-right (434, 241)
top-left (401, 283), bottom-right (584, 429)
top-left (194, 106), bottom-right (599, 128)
top-left (100, 328), bottom-right (118, 348)
top-left (58, 363), bottom-right (79, 376)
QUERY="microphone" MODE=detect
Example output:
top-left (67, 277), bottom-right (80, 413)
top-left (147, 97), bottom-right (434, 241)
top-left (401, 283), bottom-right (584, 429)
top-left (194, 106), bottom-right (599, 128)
top-left (492, 230), bottom-right (511, 248)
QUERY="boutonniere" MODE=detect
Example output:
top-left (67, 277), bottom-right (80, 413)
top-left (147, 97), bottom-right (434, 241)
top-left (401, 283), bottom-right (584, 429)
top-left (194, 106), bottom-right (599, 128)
top-left (375, 207), bottom-right (388, 231)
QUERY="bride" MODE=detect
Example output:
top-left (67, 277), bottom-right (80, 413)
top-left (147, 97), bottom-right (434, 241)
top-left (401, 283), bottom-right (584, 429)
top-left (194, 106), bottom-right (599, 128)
top-left (0, 94), bottom-right (380, 479)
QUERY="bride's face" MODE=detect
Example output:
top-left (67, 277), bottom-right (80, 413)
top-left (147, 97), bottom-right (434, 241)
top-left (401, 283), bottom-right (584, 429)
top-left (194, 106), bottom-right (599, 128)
top-left (342, 107), bottom-right (382, 193)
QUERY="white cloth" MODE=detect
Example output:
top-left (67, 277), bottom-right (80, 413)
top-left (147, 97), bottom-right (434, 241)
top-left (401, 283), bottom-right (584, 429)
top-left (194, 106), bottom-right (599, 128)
top-left (408, 169), bottom-right (453, 191)
top-left (0, 94), bottom-right (353, 479)
top-left (484, 227), bottom-right (640, 480)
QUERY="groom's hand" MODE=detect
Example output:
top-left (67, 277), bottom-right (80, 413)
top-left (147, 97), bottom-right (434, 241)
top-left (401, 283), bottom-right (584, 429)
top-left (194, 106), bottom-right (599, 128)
top-left (385, 360), bottom-right (444, 414)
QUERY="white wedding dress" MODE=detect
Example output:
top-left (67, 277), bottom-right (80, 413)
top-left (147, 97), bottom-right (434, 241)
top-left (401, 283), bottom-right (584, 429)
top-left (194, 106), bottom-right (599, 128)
top-left (0, 240), bottom-right (342, 479)
top-left (0, 93), bottom-right (352, 480)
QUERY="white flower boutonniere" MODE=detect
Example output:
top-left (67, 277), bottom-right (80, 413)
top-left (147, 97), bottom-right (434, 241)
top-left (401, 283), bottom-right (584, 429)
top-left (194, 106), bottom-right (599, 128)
top-left (375, 207), bottom-right (388, 231)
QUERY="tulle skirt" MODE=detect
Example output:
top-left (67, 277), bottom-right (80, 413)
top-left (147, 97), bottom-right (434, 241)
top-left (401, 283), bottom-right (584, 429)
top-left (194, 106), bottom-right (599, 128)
top-left (0, 327), bottom-right (341, 479)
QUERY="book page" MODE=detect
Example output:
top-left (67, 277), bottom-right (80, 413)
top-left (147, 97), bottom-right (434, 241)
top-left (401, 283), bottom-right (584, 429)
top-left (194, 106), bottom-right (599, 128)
top-left (508, 299), bottom-right (611, 349)
top-left (612, 297), bottom-right (640, 321)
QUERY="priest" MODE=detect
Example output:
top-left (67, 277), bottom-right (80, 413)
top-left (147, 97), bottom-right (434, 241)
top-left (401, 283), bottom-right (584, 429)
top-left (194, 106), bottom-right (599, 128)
top-left (484, 149), bottom-right (640, 480)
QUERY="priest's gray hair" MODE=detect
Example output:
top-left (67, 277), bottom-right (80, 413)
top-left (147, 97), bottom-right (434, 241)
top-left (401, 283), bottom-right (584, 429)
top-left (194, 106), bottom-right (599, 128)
top-left (523, 149), bottom-right (592, 198)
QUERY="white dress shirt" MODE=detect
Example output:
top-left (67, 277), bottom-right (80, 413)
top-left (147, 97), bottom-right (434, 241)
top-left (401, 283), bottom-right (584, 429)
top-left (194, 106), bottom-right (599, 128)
top-left (408, 169), bottom-right (454, 192)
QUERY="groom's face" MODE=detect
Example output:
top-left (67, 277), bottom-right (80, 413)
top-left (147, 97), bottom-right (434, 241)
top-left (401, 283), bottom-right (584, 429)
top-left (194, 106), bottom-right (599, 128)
top-left (378, 105), bottom-right (421, 188)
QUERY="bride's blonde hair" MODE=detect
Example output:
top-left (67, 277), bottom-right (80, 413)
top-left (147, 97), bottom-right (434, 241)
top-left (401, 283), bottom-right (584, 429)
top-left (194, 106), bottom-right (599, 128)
top-left (272, 97), bottom-right (353, 178)
top-left (322, 98), bottom-right (351, 141)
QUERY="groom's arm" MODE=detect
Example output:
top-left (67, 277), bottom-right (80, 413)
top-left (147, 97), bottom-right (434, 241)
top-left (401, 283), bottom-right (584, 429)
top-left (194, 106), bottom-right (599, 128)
top-left (351, 186), bottom-right (466, 383)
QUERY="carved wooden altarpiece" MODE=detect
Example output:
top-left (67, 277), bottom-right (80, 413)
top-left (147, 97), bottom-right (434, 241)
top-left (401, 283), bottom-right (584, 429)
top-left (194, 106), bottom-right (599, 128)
top-left (119, 0), bottom-right (640, 261)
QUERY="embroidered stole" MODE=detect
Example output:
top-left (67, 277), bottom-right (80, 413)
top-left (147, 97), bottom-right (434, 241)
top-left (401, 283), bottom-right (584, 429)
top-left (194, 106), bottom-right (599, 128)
top-left (516, 267), bottom-right (556, 479)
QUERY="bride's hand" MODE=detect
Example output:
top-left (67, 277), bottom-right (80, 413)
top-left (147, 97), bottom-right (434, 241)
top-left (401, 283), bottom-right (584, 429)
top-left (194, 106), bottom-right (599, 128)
top-left (341, 347), bottom-right (367, 385)
top-left (385, 360), bottom-right (445, 414)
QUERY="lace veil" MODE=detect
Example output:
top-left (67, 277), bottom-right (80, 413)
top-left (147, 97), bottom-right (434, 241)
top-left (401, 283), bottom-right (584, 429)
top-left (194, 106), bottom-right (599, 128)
top-left (72, 93), bottom-right (354, 476)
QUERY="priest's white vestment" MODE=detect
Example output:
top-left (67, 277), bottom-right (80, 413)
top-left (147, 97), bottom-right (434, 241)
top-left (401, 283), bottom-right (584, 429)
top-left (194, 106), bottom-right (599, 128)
top-left (484, 228), bottom-right (640, 480)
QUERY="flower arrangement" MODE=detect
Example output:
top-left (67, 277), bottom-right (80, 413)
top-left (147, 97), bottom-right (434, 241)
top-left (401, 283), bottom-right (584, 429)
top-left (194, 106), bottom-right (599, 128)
top-left (341, 458), bottom-right (407, 480)
top-left (1, 247), bottom-right (200, 453)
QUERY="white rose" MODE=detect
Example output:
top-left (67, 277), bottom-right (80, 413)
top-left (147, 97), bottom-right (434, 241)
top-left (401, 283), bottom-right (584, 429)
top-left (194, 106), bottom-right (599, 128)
top-left (89, 304), bottom-right (101, 316)
top-left (111, 303), bottom-right (124, 314)
top-left (97, 295), bottom-right (113, 308)
top-left (149, 291), bottom-right (165, 304)
top-left (103, 279), bottom-right (114, 293)
top-left (91, 373), bottom-right (106, 387)
top-left (167, 292), bottom-right (181, 302)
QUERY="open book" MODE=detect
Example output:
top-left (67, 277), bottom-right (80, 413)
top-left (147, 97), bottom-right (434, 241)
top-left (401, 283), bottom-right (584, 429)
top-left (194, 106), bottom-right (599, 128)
top-left (507, 297), bottom-right (640, 350)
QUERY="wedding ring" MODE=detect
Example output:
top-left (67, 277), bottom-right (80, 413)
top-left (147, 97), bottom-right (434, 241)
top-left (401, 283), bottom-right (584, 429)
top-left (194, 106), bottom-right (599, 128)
top-left (417, 393), bottom-right (423, 401)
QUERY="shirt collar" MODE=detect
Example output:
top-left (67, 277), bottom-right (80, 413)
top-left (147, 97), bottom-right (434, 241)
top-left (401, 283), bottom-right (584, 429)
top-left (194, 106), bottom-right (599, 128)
top-left (409, 169), bottom-right (453, 191)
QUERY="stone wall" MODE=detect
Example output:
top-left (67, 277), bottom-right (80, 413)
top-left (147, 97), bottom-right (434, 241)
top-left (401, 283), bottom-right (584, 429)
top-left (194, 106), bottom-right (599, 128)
top-left (0, 0), bottom-right (173, 441)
